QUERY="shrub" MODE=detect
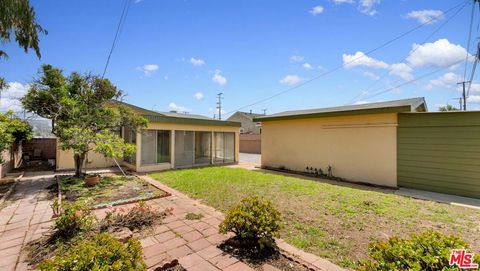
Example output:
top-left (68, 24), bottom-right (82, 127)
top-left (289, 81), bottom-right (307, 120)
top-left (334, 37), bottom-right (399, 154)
top-left (100, 202), bottom-right (171, 231)
top-left (54, 201), bottom-right (94, 240)
top-left (219, 196), bottom-right (281, 248)
top-left (358, 230), bottom-right (479, 271)
top-left (39, 233), bottom-right (146, 271)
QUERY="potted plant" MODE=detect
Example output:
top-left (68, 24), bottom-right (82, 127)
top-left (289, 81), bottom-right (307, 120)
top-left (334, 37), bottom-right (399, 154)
top-left (84, 174), bottom-right (100, 187)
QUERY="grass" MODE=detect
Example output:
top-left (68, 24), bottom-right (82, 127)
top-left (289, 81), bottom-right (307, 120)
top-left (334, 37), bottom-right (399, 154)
top-left (149, 167), bottom-right (480, 268)
top-left (60, 175), bottom-right (168, 207)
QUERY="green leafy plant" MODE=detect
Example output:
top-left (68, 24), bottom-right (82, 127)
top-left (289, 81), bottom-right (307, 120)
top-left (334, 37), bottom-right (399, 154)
top-left (38, 233), bottom-right (146, 271)
top-left (185, 212), bottom-right (204, 220)
top-left (0, 110), bottom-right (32, 163)
top-left (54, 201), bottom-right (94, 240)
top-left (219, 196), bottom-right (282, 248)
top-left (358, 230), bottom-right (480, 271)
top-left (100, 202), bottom-right (172, 231)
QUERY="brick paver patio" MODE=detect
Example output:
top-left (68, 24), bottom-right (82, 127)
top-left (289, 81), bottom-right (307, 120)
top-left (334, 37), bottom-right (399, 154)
top-left (0, 173), bottom-right (55, 271)
top-left (0, 170), bottom-right (344, 271)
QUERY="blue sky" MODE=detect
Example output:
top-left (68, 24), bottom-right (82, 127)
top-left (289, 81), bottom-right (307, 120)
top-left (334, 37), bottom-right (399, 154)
top-left (1, 0), bottom-right (479, 117)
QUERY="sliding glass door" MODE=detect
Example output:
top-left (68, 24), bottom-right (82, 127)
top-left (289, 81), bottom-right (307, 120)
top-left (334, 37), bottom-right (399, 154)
top-left (140, 130), bottom-right (171, 166)
top-left (174, 131), bottom-right (195, 168)
top-left (194, 132), bottom-right (211, 165)
top-left (214, 132), bottom-right (235, 164)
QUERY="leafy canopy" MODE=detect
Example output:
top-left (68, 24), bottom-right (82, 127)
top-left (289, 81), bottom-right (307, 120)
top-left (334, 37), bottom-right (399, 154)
top-left (21, 65), bottom-right (147, 174)
top-left (0, 111), bottom-right (32, 162)
top-left (0, 0), bottom-right (47, 59)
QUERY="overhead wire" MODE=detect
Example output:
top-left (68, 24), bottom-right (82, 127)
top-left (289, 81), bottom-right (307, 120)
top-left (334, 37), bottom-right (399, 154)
top-left (102, 0), bottom-right (132, 78)
top-left (223, 0), bottom-right (468, 116)
top-left (347, 0), bottom-right (468, 105)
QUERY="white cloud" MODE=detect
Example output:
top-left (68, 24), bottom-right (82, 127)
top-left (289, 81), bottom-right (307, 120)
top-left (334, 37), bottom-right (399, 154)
top-left (310, 5), bottom-right (324, 15)
top-left (389, 63), bottom-right (414, 81)
top-left (363, 71), bottom-right (380, 80)
top-left (303, 63), bottom-right (314, 70)
top-left (467, 83), bottom-right (480, 94)
top-left (354, 100), bottom-right (369, 105)
top-left (406, 10), bottom-right (444, 24)
top-left (290, 55), bottom-right (305, 63)
top-left (426, 72), bottom-right (461, 90)
top-left (331, 0), bottom-right (355, 4)
top-left (406, 39), bottom-right (469, 68)
top-left (190, 57), bottom-right (205, 66)
top-left (342, 51), bottom-right (389, 69)
top-left (358, 0), bottom-right (381, 16)
top-left (279, 75), bottom-right (303, 86)
top-left (468, 95), bottom-right (480, 103)
top-left (212, 69), bottom-right (227, 86)
top-left (0, 82), bottom-right (28, 112)
top-left (136, 64), bottom-right (159, 76)
top-left (194, 92), bottom-right (204, 100)
top-left (168, 102), bottom-right (191, 113)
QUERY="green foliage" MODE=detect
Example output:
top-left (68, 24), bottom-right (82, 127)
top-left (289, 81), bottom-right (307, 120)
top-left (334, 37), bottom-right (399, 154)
top-left (438, 104), bottom-right (460, 112)
top-left (0, 0), bottom-right (47, 59)
top-left (100, 202), bottom-right (171, 231)
top-left (22, 65), bottom-right (147, 176)
top-left (185, 212), bottom-right (204, 220)
top-left (219, 196), bottom-right (282, 248)
top-left (54, 201), bottom-right (94, 240)
top-left (39, 233), bottom-right (146, 271)
top-left (358, 230), bottom-right (479, 271)
top-left (0, 110), bottom-right (32, 162)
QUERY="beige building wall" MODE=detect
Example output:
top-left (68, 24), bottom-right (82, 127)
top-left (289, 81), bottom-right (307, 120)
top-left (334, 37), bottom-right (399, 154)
top-left (261, 113), bottom-right (398, 187)
top-left (57, 122), bottom-right (240, 172)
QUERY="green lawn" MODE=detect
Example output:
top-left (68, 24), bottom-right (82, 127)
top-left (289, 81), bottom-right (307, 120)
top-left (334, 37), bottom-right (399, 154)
top-left (149, 167), bottom-right (480, 268)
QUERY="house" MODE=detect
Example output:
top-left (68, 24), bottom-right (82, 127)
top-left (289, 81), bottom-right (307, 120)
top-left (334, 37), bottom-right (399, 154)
top-left (56, 101), bottom-right (241, 172)
top-left (227, 111), bottom-right (264, 154)
top-left (227, 111), bottom-right (264, 134)
top-left (254, 97), bottom-right (480, 199)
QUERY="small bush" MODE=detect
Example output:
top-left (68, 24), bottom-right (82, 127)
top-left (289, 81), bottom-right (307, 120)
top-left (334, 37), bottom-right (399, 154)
top-left (54, 201), bottom-right (94, 240)
top-left (185, 212), bottom-right (204, 220)
top-left (219, 196), bottom-right (281, 248)
top-left (39, 233), bottom-right (146, 271)
top-left (358, 230), bottom-right (479, 271)
top-left (100, 202), bottom-right (171, 231)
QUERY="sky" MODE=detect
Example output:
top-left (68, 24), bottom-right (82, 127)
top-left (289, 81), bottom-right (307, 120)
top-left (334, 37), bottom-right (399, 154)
top-left (1, 0), bottom-right (480, 118)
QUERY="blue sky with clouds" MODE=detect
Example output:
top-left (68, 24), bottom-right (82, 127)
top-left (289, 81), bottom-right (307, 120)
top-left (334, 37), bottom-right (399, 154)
top-left (1, 0), bottom-right (479, 117)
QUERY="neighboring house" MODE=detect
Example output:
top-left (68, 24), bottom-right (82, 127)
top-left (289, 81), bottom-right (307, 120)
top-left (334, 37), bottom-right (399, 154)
top-left (227, 111), bottom-right (264, 154)
top-left (255, 97), bottom-right (480, 199)
top-left (56, 101), bottom-right (241, 172)
top-left (227, 111), bottom-right (263, 134)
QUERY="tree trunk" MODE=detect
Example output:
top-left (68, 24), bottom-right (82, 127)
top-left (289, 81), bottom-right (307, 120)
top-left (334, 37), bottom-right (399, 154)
top-left (74, 153), bottom-right (86, 177)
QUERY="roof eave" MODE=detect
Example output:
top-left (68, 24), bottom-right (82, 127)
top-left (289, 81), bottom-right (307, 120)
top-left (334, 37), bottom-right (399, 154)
top-left (253, 105), bottom-right (412, 122)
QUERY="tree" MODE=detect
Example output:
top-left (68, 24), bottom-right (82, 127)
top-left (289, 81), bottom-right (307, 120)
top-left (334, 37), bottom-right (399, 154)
top-left (0, 0), bottom-right (47, 59)
top-left (0, 111), bottom-right (32, 162)
top-left (22, 65), bottom-right (148, 177)
top-left (438, 104), bottom-right (460, 112)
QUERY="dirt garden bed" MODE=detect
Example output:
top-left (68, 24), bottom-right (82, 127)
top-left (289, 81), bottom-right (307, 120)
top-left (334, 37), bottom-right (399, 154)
top-left (58, 173), bottom-right (170, 208)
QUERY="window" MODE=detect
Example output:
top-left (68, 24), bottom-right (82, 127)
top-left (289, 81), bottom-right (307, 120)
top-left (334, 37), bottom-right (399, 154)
top-left (214, 132), bottom-right (235, 163)
top-left (123, 127), bottom-right (136, 164)
top-left (194, 131), bottom-right (211, 165)
top-left (141, 130), bottom-right (171, 166)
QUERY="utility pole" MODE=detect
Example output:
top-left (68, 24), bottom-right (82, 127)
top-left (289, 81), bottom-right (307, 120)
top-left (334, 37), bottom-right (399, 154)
top-left (216, 93), bottom-right (223, 120)
top-left (262, 109), bottom-right (267, 115)
top-left (457, 81), bottom-right (470, 111)
top-left (453, 98), bottom-right (463, 110)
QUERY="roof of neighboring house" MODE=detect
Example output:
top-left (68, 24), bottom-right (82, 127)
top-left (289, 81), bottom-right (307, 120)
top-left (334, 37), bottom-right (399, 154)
top-left (227, 111), bottom-right (265, 121)
top-left (254, 97), bottom-right (427, 122)
top-left (111, 100), bottom-right (241, 127)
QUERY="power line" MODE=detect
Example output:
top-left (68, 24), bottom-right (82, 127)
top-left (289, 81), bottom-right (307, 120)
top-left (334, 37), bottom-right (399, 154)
top-left (347, 1), bottom-right (468, 105)
top-left (223, 0), bottom-right (468, 116)
top-left (102, 0), bottom-right (132, 78)
top-left (463, 0), bottom-right (477, 82)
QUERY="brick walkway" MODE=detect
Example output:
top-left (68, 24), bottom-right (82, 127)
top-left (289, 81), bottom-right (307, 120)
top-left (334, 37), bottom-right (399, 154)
top-left (0, 171), bottom-right (344, 271)
top-left (0, 173), bottom-right (55, 271)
